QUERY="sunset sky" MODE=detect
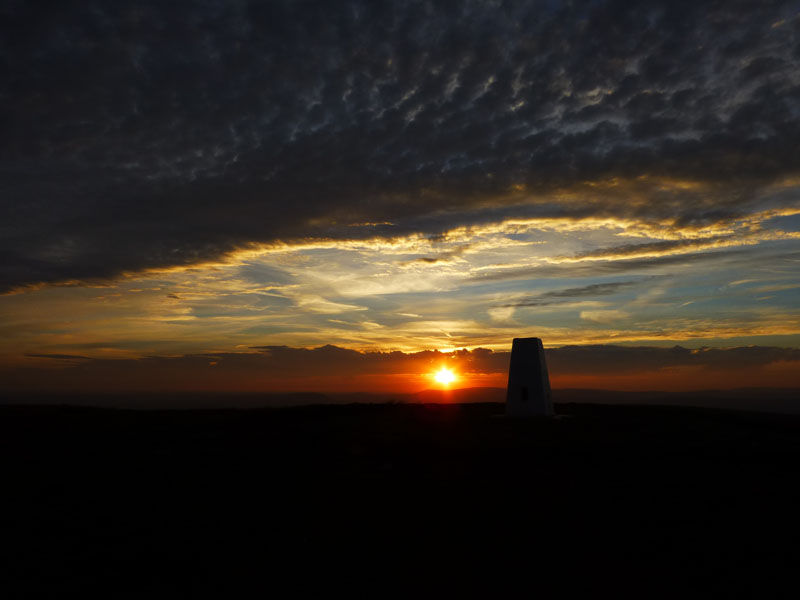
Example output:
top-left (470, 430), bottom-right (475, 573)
top-left (2, 0), bottom-right (800, 394)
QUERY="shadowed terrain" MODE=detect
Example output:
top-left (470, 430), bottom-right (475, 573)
top-left (2, 400), bottom-right (800, 596)
top-left (4, 386), bottom-right (800, 412)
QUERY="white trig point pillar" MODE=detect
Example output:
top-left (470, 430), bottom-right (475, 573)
top-left (506, 337), bottom-right (553, 417)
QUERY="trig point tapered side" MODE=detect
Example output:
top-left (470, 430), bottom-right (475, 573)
top-left (506, 337), bottom-right (553, 417)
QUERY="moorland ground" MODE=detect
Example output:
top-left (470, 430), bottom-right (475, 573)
top-left (2, 400), bottom-right (799, 597)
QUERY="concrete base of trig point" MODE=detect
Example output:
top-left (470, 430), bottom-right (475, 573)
top-left (505, 337), bottom-right (553, 417)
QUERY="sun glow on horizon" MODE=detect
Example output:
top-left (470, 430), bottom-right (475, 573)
top-left (434, 367), bottom-right (457, 386)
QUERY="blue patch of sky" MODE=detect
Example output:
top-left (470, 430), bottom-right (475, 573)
top-left (763, 212), bottom-right (800, 232)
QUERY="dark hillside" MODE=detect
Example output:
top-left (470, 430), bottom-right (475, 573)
top-left (2, 402), bottom-right (799, 596)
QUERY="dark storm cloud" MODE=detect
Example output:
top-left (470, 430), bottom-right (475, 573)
top-left (3, 0), bottom-right (800, 291)
top-left (3, 344), bottom-right (799, 392)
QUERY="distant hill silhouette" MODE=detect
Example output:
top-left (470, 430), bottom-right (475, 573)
top-left (1, 386), bottom-right (799, 414)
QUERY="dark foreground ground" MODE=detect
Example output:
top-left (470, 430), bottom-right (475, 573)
top-left (2, 402), bottom-right (800, 597)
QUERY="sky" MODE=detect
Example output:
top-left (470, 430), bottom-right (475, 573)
top-left (2, 0), bottom-right (800, 394)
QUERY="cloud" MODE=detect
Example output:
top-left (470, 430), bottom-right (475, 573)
top-left (471, 248), bottom-right (753, 282)
top-left (3, 0), bottom-right (800, 291)
top-left (292, 295), bottom-right (368, 314)
top-left (24, 353), bottom-right (93, 360)
top-left (501, 281), bottom-right (639, 307)
top-left (402, 245), bottom-right (470, 266)
top-left (488, 306), bottom-right (516, 322)
top-left (580, 310), bottom-right (631, 323)
top-left (2, 344), bottom-right (799, 393)
top-left (547, 344), bottom-right (800, 376)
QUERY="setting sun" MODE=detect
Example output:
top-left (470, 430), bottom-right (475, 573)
top-left (434, 367), bottom-right (457, 386)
